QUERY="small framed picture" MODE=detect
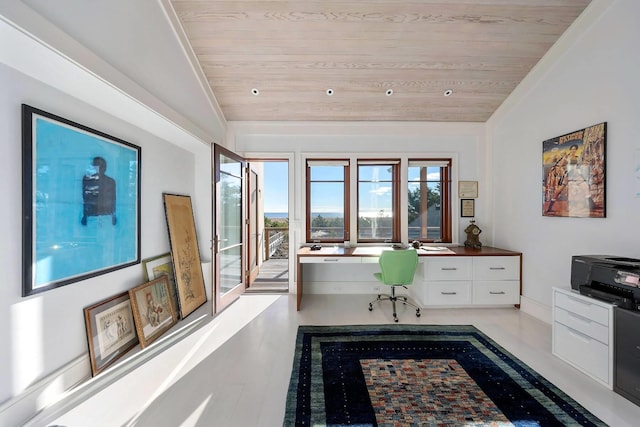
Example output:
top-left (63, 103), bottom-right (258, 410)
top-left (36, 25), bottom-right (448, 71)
top-left (84, 292), bottom-right (139, 376)
top-left (129, 276), bottom-right (177, 348)
top-left (459, 181), bottom-right (478, 198)
top-left (461, 199), bottom-right (475, 218)
top-left (142, 253), bottom-right (180, 319)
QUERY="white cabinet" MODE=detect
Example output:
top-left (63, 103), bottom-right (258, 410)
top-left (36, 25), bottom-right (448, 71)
top-left (416, 255), bottom-right (521, 307)
top-left (472, 257), bottom-right (520, 305)
top-left (552, 287), bottom-right (613, 389)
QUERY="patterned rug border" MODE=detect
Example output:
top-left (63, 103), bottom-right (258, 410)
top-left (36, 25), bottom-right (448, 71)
top-left (283, 324), bottom-right (606, 426)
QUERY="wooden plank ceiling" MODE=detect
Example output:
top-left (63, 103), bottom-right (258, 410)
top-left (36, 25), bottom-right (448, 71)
top-left (170, 0), bottom-right (591, 122)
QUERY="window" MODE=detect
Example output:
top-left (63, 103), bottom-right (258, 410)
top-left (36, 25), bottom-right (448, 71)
top-left (357, 160), bottom-right (400, 242)
top-left (407, 159), bottom-right (451, 243)
top-left (306, 160), bottom-right (349, 242)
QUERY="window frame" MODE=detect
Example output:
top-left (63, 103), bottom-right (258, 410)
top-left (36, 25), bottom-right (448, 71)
top-left (305, 159), bottom-right (350, 243)
top-left (356, 159), bottom-right (400, 243)
top-left (407, 158), bottom-right (452, 243)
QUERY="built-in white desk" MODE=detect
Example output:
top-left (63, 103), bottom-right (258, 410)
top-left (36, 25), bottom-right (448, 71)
top-left (296, 246), bottom-right (522, 310)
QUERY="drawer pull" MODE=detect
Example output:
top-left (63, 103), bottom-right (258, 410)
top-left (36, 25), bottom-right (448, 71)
top-left (567, 295), bottom-right (591, 306)
top-left (566, 326), bottom-right (592, 343)
top-left (567, 311), bottom-right (592, 325)
top-left (441, 267), bottom-right (457, 271)
top-left (489, 291), bottom-right (506, 295)
top-left (323, 258), bottom-right (339, 262)
top-left (489, 267), bottom-right (506, 270)
top-left (441, 291), bottom-right (458, 295)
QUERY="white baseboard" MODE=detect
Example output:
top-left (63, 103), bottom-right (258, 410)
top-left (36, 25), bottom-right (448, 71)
top-left (0, 354), bottom-right (90, 427)
top-left (519, 295), bottom-right (552, 324)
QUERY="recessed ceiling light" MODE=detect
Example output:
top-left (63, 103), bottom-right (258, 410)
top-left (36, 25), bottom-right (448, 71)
top-left (326, 88), bottom-right (334, 96)
top-left (251, 88), bottom-right (259, 95)
top-left (444, 89), bottom-right (453, 96)
top-left (385, 89), bottom-right (394, 96)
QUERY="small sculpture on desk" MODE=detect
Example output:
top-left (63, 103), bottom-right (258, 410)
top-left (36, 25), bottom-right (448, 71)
top-left (464, 219), bottom-right (482, 248)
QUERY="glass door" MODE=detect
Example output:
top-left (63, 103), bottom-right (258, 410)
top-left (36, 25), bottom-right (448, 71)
top-left (213, 144), bottom-right (246, 312)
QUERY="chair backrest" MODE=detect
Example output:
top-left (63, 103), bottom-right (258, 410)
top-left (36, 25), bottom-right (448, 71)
top-left (377, 249), bottom-right (419, 285)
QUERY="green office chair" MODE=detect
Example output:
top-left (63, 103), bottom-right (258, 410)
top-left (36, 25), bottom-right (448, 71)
top-left (368, 248), bottom-right (421, 322)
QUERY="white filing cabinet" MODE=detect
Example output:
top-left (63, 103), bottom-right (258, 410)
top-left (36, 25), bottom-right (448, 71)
top-left (417, 256), bottom-right (520, 307)
top-left (552, 287), bottom-right (614, 389)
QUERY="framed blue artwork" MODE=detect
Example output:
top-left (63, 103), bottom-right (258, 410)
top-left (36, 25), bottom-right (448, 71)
top-left (22, 104), bottom-right (141, 296)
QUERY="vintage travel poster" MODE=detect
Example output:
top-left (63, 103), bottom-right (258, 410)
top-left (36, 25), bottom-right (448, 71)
top-left (542, 123), bottom-right (606, 218)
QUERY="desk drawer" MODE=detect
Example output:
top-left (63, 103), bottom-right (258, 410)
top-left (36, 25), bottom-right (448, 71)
top-left (553, 322), bottom-right (610, 385)
top-left (424, 257), bottom-right (472, 281)
top-left (473, 257), bottom-right (519, 281)
top-left (425, 281), bottom-right (472, 305)
top-left (554, 307), bottom-right (609, 344)
top-left (299, 256), bottom-right (361, 264)
top-left (473, 281), bottom-right (520, 305)
top-left (554, 290), bottom-right (609, 326)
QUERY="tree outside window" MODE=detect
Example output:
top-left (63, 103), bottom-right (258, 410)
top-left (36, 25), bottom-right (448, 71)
top-left (408, 159), bottom-right (452, 243)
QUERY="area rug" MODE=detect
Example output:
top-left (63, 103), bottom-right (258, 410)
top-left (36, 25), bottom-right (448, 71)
top-left (283, 325), bottom-right (605, 426)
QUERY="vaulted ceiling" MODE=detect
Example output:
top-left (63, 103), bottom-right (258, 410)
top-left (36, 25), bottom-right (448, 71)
top-left (170, 0), bottom-right (592, 122)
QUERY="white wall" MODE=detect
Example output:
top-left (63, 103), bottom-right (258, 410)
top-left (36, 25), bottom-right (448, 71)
top-left (0, 19), bottom-right (217, 423)
top-left (488, 0), bottom-right (640, 310)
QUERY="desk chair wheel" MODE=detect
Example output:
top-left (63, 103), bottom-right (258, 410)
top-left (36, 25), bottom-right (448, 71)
top-left (400, 297), bottom-right (421, 318)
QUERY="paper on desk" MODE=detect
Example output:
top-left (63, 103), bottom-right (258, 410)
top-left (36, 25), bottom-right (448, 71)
top-left (418, 246), bottom-right (448, 251)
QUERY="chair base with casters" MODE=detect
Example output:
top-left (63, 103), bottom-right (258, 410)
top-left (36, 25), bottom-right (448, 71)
top-left (369, 248), bottom-right (421, 322)
top-left (368, 285), bottom-right (421, 322)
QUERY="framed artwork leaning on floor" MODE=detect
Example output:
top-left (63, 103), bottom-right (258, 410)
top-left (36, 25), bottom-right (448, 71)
top-left (129, 276), bottom-right (177, 348)
top-left (142, 253), bottom-right (180, 319)
top-left (162, 193), bottom-right (207, 319)
top-left (84, 292), bottom-right (139, 376)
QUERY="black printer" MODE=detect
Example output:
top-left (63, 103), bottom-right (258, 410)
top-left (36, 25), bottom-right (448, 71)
top-left (571, 255), bottom-right (640, 310)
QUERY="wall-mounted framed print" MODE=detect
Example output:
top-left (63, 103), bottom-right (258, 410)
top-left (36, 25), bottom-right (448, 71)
top-left (129, 276), bottom-right (177, 348)
top-left (84, 292), bottom-right (139, 376)
top-left (461, 199), bottom-right (475, 218)
top-left (163, 193), bottom-right (207, 318)
top-left (21, 104), bottom-right (141, 296)
top-left (542, 122), bottom-right (606, 218)
top-left (458, 181), bottom-right (478, 198)
top-left (142, 253), bottom-right (180, 319)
